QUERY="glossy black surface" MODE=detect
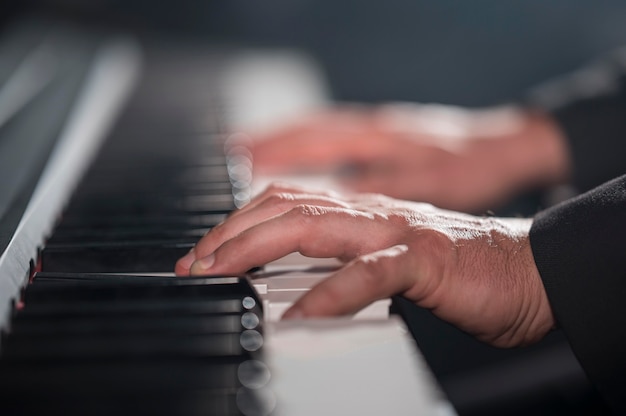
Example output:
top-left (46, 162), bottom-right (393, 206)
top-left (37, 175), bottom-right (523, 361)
top-left (0, 34), bottom-right (265, 416)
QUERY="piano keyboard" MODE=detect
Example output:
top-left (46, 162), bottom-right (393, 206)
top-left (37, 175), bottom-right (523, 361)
top-left (0, 21), bottom-right (453, 416)
top-left (1, 273), bottom-right (270, 415)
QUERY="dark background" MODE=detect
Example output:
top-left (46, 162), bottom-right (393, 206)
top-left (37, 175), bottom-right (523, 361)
top-left (5, 0), bottom-right (626, 106)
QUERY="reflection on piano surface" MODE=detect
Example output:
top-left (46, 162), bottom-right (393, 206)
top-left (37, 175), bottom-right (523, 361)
top-left (0, 20), bottom-right (451, 416)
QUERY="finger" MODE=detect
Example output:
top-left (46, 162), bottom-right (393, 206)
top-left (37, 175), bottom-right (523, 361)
top-left (231, 182), bottom-right (343, 219)
top-left (253, 114), bottom-right (389, 170)
top-left (189, 205), bottom-right (380, 275)
top-left (282, 245), bottom-right (417, 318)
top-left (193, 193), bottom-right (351, 261)
top-left (175, 247), bottom-right (196, 275)
top-left (177, 184), bottom-right (349, 276)
top-left (253, 127), bottom-right (354, 170)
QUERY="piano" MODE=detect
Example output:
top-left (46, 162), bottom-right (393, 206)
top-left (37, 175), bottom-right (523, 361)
top-left (0, 19), bottom-right (454, 415)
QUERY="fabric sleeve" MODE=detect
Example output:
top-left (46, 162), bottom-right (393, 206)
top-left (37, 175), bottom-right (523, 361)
top-left (527, 49), bottom-right (626, 193)
top-left (529, 174), bottom-right (626, 412)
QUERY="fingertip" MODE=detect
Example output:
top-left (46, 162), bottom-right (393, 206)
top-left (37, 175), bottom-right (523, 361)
top-left (174, 263), bottom-right (188, 276)
top-left (175, 248), bottom-right (196, 274)
top-left (281, 307), bottom-right (304, 320)
top-left (189, 253), bottom-right (216, 275)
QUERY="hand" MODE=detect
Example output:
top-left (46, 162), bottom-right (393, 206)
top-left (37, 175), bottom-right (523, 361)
top-left (252, 104), bottom-right (571, 212)
top-left (176, 183), bottom-right (555, 348)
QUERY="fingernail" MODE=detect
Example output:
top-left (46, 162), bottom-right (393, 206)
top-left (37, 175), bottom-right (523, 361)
top-left (191, 253), bottom-right (215, 274)
top-left (282, 307), bottom-right (304, 320)
top-left (177, 249), bottom-right (195, 270)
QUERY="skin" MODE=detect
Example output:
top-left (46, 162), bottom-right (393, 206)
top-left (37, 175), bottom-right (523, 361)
top-left (176, 183), bottom-right (555, 348)
top-left (252, 104), bottom-right (572, 212)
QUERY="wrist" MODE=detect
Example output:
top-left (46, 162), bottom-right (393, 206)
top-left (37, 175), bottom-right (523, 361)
top-left (516, 225), bottom-right (557, 345)
top-left (490, 218), bottom-right (555, 346)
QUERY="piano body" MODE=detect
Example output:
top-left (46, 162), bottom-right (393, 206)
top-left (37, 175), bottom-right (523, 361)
top-left (0, 19), bottom-right (453, 415)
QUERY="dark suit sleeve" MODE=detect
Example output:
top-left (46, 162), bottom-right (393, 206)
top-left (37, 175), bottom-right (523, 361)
top-left (529, 174), bottom-right (626, 412)
top-left (527, 49), bottom-right (626, 192)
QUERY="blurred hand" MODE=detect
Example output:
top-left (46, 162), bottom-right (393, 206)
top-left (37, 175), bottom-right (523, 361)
top-left (176, 183), bottom-right (555, 348)
top-left (252, 104), bottom-right (571, 212)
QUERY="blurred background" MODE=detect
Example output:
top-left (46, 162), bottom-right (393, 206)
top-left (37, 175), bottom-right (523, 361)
top-left (5, 0), bottom-right (626, 106)
top-left (3, 1), bottom-right (625, 414)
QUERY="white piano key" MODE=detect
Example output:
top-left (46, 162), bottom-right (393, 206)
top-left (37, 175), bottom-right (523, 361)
top-left (265, 317), bottom-right (456, 416)
top-left (220, 50), bottom-right (330, 133)
top-left (261, 290), bottom-right (390, 322)
top-left (253, 274), bottom-right (327, 292)
top-left (260, 252), bottom-right (343, 270)
top-left (252, 282), bottom-right (268, 295)
top-left (252, 259), bottom-right (333, 298)
top-left (252, 250), bottom-right (391, 322)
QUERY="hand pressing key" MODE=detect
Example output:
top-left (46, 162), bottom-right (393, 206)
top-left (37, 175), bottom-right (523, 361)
top-left (175, 183), bottom-right (554, 348)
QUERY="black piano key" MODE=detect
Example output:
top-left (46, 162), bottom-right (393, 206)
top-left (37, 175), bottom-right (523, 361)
top-left (59, 194), bottom-right (235, 217)
top-left (40, 239), bottom-right (195, 272)
top-left (15, 297), bottom-right (251, 318)
top-left (68, 187), bottom-right (234, 202)
top-left (0, 360), bottom-right (243, 392)
top-left (0, 357), bottom-right (270, 416)
top-left (2, 391), bottom-right (242, 416)
top-left (23, 275), bottom-right (258, 303)
top-left (9, 314), bottom-right (252, 336)
top-left (75, 165), bottom-right (232, 190)
top-left (45, 226), bottom-right (209, 244)
top-left (22, 288), bottom-right (251, 307)
top-left (29, 272), bottom-right (241, 284)
top-left (54, 212), bottom-right (227, 229)
top-left (30, 271), bottom-right (176, 282)
top-left (99, 130), bottom-right (225, 152)
top-left (1, 332), bottom-right (252, 360)
top-left (17, 273), bottom-right (263, 318)
top-left (70, 181), bottom-right (235, 200)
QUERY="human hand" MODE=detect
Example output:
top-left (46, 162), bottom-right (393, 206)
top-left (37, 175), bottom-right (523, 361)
top-left (176, 183), bottom-right (555, 348)
top-left (252, 104), bottom-right (571, 212)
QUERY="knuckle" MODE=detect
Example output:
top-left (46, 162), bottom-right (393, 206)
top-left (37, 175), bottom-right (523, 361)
top-left (386, 211), bottom-right (409, 226)
top-left (287, 205), bottom-right (337, 256)
top-left (291, 204), bottom-right (324, 232)
top-left (262, 192), bottom-right (299, 215)
top-left (291, 204), bottom-right (327, 221)
top-left (419, 228), bottom-right (450, 248)
top-left (268, 192), bottom-right (296, 205)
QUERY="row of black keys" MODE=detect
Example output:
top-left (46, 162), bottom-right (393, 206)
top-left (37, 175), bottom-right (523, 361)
top-left (0, 273), bottom-right (272, 416)
top-left (41, 136), bottom-right (239, 273)
top-left (2, 52), bottom-right (267, 415)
